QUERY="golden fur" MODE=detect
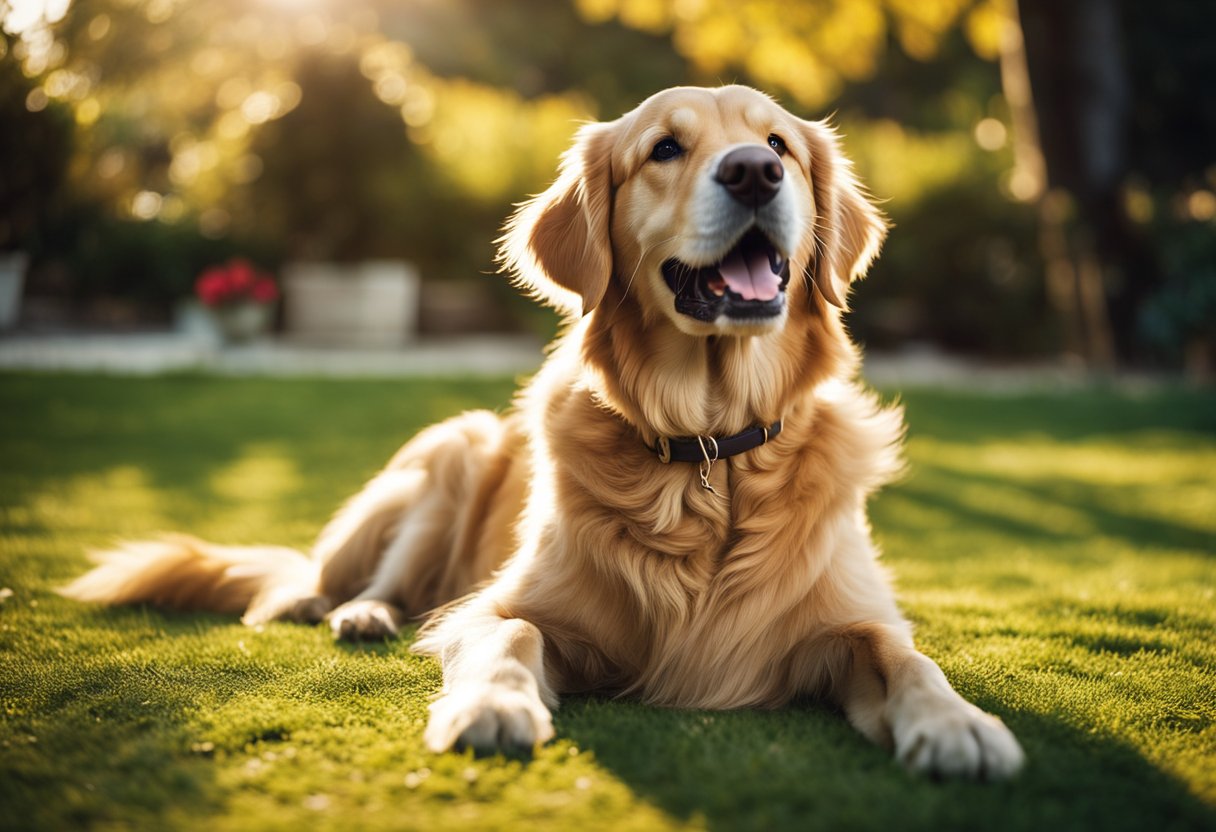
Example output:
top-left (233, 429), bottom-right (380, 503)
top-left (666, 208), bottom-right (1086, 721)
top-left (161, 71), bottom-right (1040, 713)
top-left (62, 86), bottom-right (1023, 779)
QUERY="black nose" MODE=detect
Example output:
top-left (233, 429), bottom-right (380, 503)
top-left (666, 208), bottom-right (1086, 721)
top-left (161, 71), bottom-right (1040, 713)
top-left (715, 145), bottom-right (784, 208)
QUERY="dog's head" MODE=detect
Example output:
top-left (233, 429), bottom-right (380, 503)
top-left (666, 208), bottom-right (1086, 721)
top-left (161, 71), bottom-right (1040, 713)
top-left (500, 85), bottom-right (886, 337)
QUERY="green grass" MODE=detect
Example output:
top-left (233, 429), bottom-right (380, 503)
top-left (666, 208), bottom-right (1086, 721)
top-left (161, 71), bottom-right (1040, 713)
top-left (1, 372), bottom-right (1214, 831)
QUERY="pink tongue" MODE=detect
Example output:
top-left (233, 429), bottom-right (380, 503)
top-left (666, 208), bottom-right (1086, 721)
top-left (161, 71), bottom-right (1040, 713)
top-left (717, 246), bottom-right (780, 301)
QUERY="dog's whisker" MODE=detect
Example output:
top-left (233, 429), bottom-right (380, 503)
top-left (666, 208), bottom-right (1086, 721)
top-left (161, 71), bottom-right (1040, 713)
top-left (610, 234), bottom-right (681, 316)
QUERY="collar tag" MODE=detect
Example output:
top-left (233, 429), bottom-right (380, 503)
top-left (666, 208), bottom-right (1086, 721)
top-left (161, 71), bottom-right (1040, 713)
top-left (696, 435), bottom-right (720, 496)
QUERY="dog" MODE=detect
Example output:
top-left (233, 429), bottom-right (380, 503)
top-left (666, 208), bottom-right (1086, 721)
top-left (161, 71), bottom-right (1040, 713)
top-left (62, 85), bottom-right (1024, 780)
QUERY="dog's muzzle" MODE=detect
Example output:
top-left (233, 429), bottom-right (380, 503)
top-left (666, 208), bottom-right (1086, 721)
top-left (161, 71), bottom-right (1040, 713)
top-left (662, 145), bottom-right (793, 323)
top-left (661, 228), bottom-right (791, 322)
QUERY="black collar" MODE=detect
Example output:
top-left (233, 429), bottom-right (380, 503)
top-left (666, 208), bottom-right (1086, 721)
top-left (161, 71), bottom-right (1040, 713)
top-left (650, 420), bottom-right (782, 464)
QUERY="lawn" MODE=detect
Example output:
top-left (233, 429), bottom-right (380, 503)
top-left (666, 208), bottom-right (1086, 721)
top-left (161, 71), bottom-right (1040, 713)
top-left (1, 372), bottom-right (1214, 831)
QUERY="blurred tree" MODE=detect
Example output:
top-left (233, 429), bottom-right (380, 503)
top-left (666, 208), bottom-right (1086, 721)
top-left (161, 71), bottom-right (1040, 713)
top-left (1005, 0), bottom-right (1216, 369)
top-left (250, 51), bottom-right (421, 262)
top-left (1119, 0), bottom-right (1216, 373)
top-left (2, 0), bottom-right (598, 307)
top-left (0, 29), bottom-right (73, 253)
top-left (575, 0), bottom-right (982, 110)
top-left (1009, 0), bottom-right (1130, 368)
top-left (377, 0), bottom-right (687, 116)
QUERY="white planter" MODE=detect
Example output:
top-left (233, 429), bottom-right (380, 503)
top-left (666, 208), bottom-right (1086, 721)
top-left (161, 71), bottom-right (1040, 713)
top-left (0, 252), bottom-right (28, 330)
top-left (174, 299), bottom-right (222, 344)
top-left (282, 260), bottom-right (420, 348)
top-left (213, 301), bottom-right (273, 344)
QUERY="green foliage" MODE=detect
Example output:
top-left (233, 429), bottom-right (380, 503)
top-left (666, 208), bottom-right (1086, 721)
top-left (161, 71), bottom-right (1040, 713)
top-left (853, 174), bottom-right (1048, 355)
top-left (250, 51), bottom-right (426, 263)
top-left (1138, 220), bottom-right (1216, 359)
top-left (835, 28), bottom-right (1048, 355)
top-left (1, 374), bottom-right (1214, 830)
top-left (30, 208), bottom-right (273, 304)
top-left (0, 36), bottom-right (73, 251)
top-left (575, 0), bottom-right (993, 110)
top-left (380, 0), bottom-right (687, 116)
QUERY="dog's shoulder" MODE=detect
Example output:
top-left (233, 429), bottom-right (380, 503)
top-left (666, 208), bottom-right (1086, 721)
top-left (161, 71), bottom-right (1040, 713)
top-left (801, 379), bottom-right (906, 493)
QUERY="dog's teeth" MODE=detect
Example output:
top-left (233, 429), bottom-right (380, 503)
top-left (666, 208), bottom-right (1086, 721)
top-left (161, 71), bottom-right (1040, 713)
top-left (708, 275), bottom-right (727, 297)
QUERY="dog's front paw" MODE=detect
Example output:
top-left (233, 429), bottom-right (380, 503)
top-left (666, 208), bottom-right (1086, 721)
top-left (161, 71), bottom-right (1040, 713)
top-left (424, 682), bottom-right (555, 753)
top-left (327, 599), bottom-right (402, 641)
top-left (894, 702), bottom-right (1024, 780)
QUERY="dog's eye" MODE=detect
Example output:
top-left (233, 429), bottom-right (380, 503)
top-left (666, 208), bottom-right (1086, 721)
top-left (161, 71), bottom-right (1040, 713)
top-left (768, 134), bottom-right (788, 156)
top-left (650, 137), bottom-right (683, 162)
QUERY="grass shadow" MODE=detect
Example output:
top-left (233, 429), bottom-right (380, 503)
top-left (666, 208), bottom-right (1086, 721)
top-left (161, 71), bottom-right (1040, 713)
top-left (894, 387), bottom-right (1216, 445)
top-left (899, 463), bottom-right (1215, 556)
top-left (0, 604), bottom-right (232, 830)
top-left (556, 694), bottom-right (1216, 832)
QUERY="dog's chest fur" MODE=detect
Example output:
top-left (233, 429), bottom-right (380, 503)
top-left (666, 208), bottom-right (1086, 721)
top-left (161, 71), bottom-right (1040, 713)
top-left (517, 370), bottom-right (904, 707)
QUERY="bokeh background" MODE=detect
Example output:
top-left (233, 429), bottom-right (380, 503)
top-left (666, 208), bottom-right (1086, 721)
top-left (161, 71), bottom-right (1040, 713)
top-left (2, 0), bottom-right (1214, 372)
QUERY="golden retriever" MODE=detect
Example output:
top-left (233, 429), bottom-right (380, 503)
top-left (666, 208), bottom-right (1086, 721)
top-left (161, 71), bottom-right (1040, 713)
top-left (63, 85), bottom-right (1023, 779)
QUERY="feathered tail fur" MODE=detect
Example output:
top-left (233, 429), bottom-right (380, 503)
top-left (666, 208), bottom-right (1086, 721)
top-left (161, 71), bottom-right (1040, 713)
top-left (57, 535), bottom-right (325, 625)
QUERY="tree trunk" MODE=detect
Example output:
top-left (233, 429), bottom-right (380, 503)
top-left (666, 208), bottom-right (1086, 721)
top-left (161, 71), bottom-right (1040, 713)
top-left (1009, 0), bottom-right (1154, 368)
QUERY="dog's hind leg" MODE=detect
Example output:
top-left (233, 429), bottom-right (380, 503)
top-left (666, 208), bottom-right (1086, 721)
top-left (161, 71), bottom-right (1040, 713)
top-left (243, 466), bottom-right (432, 629)
top-left (242, 582), bottom-right (333, 626)
top-left (325, 487), bottom-right (447, 641)
top-left (319, 410), bottom-right (526, 641)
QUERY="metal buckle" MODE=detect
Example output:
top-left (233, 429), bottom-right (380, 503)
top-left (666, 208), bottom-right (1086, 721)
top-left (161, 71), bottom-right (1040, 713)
top-left (656, 436), bottom-right (672, 464)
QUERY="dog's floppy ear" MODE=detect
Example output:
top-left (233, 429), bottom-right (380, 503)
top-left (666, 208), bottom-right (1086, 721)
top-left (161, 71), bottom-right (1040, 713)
top-left (498, 121), bottom-right (616, 316)
top-left (800, 120), bottom-right (887, 310)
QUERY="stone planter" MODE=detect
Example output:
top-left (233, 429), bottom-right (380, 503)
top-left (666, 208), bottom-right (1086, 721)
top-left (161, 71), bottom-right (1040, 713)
top-left (174, 299), bottom-right (222, 344)
top-left (212, 301), bottom-right (274, 344)
top-left (282, 261), bottom-right (420, 348)
top-left (0, 251), bottom-right (28, 330)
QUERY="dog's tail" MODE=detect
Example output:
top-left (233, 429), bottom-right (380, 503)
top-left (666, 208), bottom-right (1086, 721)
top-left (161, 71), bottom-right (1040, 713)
top-left (57, 535), bottom-right (324, 625)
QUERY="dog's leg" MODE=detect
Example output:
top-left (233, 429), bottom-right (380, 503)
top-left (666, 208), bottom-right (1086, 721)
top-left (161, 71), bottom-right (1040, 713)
top-left (829, 623), bottom-right (1024, 780)
top-left (417, 610), bottom-right (556, 753)
top-left (321, 411), bottom-right (524, 642)
top-left (325, 495), bottom-right (444, 640)
top-left (242, 468), bottom-right (430, 630)
top-left (242, 583), bottom-right (333, 626)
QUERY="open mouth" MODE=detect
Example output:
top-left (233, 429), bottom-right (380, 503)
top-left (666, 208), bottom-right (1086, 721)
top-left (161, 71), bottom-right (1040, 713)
top-left (661, 228), bottom-right (791, 322)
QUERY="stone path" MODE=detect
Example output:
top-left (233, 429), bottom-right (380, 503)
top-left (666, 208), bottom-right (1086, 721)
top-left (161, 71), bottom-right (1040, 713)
top-left (0, 331), bottom-right (1173, 390)
top-left (0, 333), bottom-right (546, 378)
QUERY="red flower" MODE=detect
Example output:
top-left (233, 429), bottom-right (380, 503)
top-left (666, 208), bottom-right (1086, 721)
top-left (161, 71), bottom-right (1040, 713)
top-left (251, 278), bottom-right (278, 303)
top-left (227, 258), bottom-right (256, 291)
top-left (195, 268), bottom-right (230, 306)
top-left (194, 259), bottom-right (279, 306)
